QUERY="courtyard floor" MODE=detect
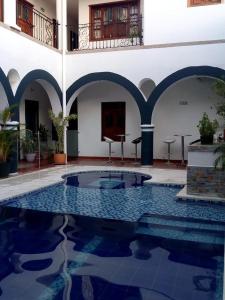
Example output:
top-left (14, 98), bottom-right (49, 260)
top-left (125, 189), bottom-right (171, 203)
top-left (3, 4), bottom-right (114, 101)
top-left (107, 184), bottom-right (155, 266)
top-left (0, 164), bottom-right (186, 202)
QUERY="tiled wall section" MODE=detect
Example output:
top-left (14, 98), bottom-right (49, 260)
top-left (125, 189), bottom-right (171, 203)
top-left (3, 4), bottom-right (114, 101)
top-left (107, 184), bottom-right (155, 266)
top-left (187, 166), bottom-right (225, 197)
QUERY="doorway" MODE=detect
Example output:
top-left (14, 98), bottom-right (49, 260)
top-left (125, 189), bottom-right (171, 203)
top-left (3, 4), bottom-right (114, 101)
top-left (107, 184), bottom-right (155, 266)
top-left (101, 102), bottom-right (126, 141)
top-left (25, 100), bottom-right (39, 134)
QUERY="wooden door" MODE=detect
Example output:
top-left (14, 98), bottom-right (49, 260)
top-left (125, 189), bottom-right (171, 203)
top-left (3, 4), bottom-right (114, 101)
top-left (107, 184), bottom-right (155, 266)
top-left (25, 100), bottom-right (39, 134)
top-left (17, 0), bottom-right (33, 36)
top-left (102, 102), bottom-right (125, 141)
top-left (0, 0), bottom-right (3, 22)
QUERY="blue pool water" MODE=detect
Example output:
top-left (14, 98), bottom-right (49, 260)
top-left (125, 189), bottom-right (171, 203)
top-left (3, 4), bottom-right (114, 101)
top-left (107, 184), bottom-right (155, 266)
top-left (0, 171), bottom-right (224, 299)
top-left (0, 207), bottom-right (223, 300)
top-left (3, 171), bottom-right (225, 223)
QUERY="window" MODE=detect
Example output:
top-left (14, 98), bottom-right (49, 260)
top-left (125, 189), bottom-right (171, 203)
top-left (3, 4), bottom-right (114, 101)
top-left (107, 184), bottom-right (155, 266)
top-left (0, 0), bottom-right (3, 22)
top-left (101, 102), bottom-right (126, 141)
top-left (90, 0), bottom-right (140, 41)
top-left (16, 0), bottom-right (34, 36)
top-left (188, 0), bottom-right (221, 7)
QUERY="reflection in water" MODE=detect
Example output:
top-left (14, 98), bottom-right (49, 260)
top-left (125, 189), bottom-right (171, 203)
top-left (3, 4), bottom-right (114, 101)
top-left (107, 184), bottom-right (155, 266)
top-left (0, 207), bottom-right (223, 300)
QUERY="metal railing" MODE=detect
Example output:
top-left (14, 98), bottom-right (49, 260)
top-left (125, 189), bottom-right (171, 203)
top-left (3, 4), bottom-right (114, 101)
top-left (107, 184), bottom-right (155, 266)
top-left (68, 17), bottom-right (143, 51)
top-left (17, 0), bottom-right (58, 49)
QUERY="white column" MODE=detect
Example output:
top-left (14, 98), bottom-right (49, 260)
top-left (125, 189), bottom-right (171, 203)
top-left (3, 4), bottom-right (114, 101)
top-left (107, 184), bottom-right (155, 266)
top-left (56, 0), bottom-right (62, 50)
top-left (61, 0), bottom-right (68, 160)
top-left (3, 0), bottom-right (21, 30)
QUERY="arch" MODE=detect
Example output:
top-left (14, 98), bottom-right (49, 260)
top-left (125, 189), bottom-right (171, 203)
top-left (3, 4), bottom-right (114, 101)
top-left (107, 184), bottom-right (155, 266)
top-left (0, 68), bottom-right (14, 107)
top-left (148, 66), bottom-right (225, 121)
top-left (14, 69), bottom-right (62, 120)
top-left (139, 78), bottom-right (156, 100)
top-left (66, 72), bottom-right (148, 123)
top-left (7, 68), bottom-right (20, 94)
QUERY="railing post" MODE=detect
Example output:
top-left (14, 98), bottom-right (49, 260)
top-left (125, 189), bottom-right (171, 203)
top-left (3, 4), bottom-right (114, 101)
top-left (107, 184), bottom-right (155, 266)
top-left (53, 18), bottom-right (58, 49)
top-left (3, 0), bottom-right (20, 30)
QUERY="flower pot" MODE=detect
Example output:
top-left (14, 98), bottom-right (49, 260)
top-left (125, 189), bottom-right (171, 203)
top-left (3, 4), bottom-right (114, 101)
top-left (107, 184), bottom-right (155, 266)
top-left (54, 153), bottom-right (66, 165)
top-left (200, 135), bottom-right (214, 145)
top-left (25, 153), bottom-right (36, 163)
top-left (0, 162), bottom-right (10, 178)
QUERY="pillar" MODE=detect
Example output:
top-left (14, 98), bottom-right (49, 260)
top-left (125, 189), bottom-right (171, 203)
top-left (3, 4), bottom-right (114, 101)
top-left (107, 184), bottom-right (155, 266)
top-left (141, 124), bottom-right (154, 166)
top-left (3, 0), bottom-right (21, 30)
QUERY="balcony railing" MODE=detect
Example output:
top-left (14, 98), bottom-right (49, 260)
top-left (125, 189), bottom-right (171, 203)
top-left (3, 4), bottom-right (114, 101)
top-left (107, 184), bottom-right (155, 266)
top-left (16, 0), bottom-right (58, 49)
top-left (68, 17), bottom-right (143, 51)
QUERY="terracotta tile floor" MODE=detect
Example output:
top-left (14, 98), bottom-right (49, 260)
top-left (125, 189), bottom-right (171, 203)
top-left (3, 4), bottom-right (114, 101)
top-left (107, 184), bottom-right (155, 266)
top-left (18, 158), bottom-right (186, 174)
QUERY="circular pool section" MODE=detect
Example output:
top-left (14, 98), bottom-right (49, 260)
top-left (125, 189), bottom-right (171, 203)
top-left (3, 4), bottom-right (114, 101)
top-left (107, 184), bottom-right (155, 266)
top-left (65, 171), bottom-right (151, 189)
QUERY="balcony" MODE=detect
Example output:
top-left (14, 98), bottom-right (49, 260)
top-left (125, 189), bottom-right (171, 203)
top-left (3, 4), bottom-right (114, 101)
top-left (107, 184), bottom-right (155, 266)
top-left (68, 17), bottom-right (143, 51)
top-left (16, 0), bottom-right (58, 49)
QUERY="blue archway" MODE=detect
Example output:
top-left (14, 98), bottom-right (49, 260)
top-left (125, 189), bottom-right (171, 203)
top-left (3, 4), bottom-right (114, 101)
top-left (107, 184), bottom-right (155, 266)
top-left (148, 66), bottom-right (225, 121)
top-left (14, 69), bottom-right (63, 120)
top-left (66, 72), bottom-right (148, 123)
top-left (0, 68), bottom-right (14, 107)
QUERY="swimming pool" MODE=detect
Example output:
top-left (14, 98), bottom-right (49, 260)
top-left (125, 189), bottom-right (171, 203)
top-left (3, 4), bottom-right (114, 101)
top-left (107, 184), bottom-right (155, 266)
top-left (0, 170), bottom-right (224, 299)
top-left (3, 171), bottom-right (225, 223)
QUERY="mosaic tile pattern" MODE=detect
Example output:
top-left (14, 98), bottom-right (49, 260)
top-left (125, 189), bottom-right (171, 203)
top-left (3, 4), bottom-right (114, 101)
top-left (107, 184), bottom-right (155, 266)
top-left (3, 171), bottom-right (225, 223)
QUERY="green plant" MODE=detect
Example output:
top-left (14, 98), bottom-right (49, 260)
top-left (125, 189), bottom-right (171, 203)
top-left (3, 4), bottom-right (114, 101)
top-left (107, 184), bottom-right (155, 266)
top-left (197, 113), bottom-right (219, 137)
top-left (49, 110), bottom-right (77, 154)
top-left (214, 143), bottom-right (225, 170)
top-left (20, 130), bottom-right (37, 154)
top-left (39, 124), bottom-right (49, 142)
top-left (0, 104), bottom-right (17, 128)
top-left (0, 105), bottom-right (18, 162)
top-left (214, 80), bottom-right (225, 122)
top-left (0, 131), bottom-right (13, 162)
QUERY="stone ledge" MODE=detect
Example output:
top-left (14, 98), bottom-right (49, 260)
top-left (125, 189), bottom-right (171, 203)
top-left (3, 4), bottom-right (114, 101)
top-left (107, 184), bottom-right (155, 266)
top-left (188, 143), bottom-right (219, 152)
top-left (177, 186), bottom-right (225, 203)
top-left (187, 166), bottom-right (225, 197)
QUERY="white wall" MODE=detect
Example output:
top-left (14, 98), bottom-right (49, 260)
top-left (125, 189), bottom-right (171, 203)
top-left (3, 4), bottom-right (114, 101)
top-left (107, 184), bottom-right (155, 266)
top-left (0, 83), bottom-right (9, 111)
top-left (19, 81), bottom-right (52, 134)
top-left (29, 0), bottom-right (56, 20)
top-left (77, 81), bottom-right (141, 158)
top-left (152, 77), bottom-right (224, 161)
top-left (66, 42), bottom-right (225, 90)
top-left (0, 25), bottom-right (62, 91)
top-left (144, 0), bottom-right (225, 45)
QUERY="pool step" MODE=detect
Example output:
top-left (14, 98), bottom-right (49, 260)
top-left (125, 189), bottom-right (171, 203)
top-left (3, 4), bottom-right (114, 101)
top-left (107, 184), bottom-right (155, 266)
top-left (139, 215), bottom-right (225, 233)
top-left (136, 215), bottom-right (225, 245)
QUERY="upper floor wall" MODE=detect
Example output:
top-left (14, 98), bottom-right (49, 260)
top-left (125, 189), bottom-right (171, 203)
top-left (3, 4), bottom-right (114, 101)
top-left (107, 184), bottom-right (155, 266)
top-left (0, 24), bottom-right (62, 92)
top-left (144, 0), bottom-right (225, 45)
top-left (1, 0), bottom-right (224, 52)
top-left (76, 0), bottom-right (225, 50)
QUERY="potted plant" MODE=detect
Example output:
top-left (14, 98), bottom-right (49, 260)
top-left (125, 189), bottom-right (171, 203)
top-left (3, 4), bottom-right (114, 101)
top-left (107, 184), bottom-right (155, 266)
top-left (0, 130), bottom-right (12, 177)
top-left (214, 143), bottom-right (225, 170)
top-left (0, 105), bottom-right (18, 178)
top-left (49, 110), bottom-right (77, 164)
top-left (39, 124), bottom-right (49, 160)
top-left (197, 113), bottom-right (218, 145)
top-left (21, 130), bottom-right (37, 162)
top-left (214, 80), bottom-right (225, 140)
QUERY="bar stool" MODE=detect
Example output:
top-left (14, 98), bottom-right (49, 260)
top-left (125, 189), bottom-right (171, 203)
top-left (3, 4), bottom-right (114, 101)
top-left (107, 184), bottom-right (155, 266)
top-left (116, 134), bottom-right (130, 161)
top-left (174, 134), bottom-right (192, 165)
top-left (132, 137), bottom-right (142, 161)
top-left (103, 136), bottom-right (114, 163)
top-left (163, 138), bottom-right (176, 164)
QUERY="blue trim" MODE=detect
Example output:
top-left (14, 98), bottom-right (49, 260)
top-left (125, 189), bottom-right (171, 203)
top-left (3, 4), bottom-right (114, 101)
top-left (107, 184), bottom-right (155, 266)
top-left (66, 72), bottom-right (148, 123)
top-left (0, 68), bottom-right (14, 106)
top-left (148, 66), bottom-right (225, 121)
top-left (14, 69), bottom-right (62, 120)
